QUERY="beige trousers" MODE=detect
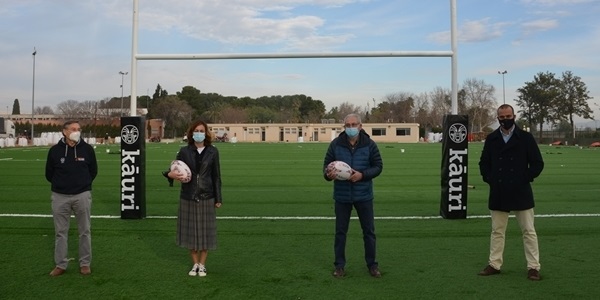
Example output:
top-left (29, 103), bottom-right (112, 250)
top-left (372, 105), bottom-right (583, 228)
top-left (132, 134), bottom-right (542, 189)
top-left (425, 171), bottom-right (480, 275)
top-left (488, 209), bottom-right (540, 271)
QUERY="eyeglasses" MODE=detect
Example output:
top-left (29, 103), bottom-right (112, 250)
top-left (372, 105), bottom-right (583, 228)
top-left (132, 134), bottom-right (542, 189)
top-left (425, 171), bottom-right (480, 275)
top-left (344, 123), bottom-right (360, 128)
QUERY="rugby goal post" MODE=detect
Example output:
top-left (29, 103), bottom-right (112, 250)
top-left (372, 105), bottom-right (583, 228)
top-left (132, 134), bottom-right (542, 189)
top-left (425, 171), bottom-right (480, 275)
top-left (120, 0), bottom-right (464, 219)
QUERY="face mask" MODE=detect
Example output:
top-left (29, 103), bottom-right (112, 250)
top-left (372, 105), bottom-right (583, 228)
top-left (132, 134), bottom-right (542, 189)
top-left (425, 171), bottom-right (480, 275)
top-left (193, 132), bottom-right (206, 142)
top-left (69, 131), bottom-right (81, 142)
top-left (345, 127), bottom-right (359, 138)
top-left (498, 118), bottom-right (515, 130)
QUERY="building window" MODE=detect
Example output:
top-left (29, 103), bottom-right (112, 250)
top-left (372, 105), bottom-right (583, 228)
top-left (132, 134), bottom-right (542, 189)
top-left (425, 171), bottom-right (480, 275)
top-left (396, 128), bottom-right (411, 136)
top-left (284, 127), bottom-right (297, 134)
top-left (371, 128), bottom-right (386, 136)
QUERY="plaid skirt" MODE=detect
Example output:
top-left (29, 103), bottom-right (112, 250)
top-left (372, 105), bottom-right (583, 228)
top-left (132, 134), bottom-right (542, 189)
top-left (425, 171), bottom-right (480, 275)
top-left (176, 198), bottom-right (217, 250)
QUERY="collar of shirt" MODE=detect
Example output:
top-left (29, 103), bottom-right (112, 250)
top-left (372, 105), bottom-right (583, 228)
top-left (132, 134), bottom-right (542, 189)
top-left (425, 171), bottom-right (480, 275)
top-left (501, 126), bottom-right (515, 143)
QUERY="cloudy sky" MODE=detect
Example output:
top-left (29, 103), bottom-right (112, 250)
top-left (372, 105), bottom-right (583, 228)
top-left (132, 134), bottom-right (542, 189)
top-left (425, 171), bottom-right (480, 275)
top-left (1, 0), bottom-right (599, 126)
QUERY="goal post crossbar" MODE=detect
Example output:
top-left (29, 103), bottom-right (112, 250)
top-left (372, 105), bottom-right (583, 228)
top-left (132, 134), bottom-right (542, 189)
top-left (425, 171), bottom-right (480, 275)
top-left (135, 51), bottom-right (454, 61)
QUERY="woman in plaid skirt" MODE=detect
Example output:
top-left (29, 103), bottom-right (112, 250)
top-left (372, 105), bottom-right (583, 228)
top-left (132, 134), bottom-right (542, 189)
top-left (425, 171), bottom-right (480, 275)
top-left (166, 120), bottom-right (222, 277)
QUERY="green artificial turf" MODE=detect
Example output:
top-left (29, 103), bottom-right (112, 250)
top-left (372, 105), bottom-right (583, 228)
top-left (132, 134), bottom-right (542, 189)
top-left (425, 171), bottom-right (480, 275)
top-left (0, 142), bottom-right (598, 299)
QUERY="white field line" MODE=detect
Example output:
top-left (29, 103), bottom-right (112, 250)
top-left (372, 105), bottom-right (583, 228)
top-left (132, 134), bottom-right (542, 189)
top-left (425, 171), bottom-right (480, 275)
top-left (0, 213), bottom-right (599, 220)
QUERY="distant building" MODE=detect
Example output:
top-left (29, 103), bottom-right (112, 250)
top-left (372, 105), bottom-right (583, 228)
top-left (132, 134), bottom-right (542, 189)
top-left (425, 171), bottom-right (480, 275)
top-left (197, 122), bottom-right (420, 143)
top-left (3, 113), bottom-right (419, 143)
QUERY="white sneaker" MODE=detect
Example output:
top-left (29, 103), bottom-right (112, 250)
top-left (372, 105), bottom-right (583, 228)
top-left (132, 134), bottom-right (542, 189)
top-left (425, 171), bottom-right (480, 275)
top-left (188, 263), bottom-right (199, 276)
top-left (198, 265), bottom-right (207, 277)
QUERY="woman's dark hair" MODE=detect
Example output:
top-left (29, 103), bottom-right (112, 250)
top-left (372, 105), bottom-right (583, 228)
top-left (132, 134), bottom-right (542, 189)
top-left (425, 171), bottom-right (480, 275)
top-left (186, 119), bottom-right (212, 147)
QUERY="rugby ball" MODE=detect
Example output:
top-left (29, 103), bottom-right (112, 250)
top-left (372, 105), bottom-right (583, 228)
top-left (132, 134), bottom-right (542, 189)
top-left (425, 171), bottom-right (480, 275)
top-left (327, 161), bottom-right (352, 181)
top-left (170, 160), bottom-right (192, 183)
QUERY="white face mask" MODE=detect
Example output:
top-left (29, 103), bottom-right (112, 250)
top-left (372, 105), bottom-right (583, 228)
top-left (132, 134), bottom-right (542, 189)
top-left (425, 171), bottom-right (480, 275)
top-left (69, 131), bottom-right (81, 142)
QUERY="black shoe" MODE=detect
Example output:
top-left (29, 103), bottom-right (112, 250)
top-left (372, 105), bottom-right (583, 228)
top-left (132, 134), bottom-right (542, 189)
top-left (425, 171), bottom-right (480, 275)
top-left (333, 267), bottom-right (345, 278)
top-left (369, 266), bottom-right (381, 278)
top-left (527, 269), bottom-right (541, 281)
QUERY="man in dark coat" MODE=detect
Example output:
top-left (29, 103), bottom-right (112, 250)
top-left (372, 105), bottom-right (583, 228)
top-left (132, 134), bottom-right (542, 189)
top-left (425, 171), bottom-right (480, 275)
top-left (478, 104), bottom-right (544, 281)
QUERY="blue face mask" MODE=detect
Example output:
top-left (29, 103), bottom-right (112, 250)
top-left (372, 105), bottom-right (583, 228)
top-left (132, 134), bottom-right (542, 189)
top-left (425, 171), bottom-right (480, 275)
top-left (345, 127), bottom-right (359, 138)
top-left (192, 132), bottom-right (206, 142)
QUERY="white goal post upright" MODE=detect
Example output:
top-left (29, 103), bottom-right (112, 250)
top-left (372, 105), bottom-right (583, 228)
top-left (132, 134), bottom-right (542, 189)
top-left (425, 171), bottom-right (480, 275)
top-left (128, 0), bottom-right (458, 116)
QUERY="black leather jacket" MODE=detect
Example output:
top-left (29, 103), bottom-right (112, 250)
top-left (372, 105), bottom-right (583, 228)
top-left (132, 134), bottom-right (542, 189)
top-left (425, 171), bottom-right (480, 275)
top-left (164, 144), bottom-right (222, 203)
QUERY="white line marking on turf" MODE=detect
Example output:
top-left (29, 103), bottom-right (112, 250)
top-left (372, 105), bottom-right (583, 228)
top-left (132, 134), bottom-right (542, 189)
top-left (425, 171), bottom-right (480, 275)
top-left (1, 213), bottom-right (600, 220)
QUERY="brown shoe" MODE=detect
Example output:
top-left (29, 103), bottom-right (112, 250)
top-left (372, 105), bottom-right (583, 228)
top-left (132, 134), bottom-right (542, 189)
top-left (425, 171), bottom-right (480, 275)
top-left (478, 265), bottom-right (501, 276)
top-left (49, 267), bottom-right (66, 276)
top-left (80, 266), bottom-right (91, 275)
top-left (527, 269), bottom-right (540, 281)
top-left (332, 268), bottom-right (345, 278)
top-left (369, 266), bottom-right (382, 278)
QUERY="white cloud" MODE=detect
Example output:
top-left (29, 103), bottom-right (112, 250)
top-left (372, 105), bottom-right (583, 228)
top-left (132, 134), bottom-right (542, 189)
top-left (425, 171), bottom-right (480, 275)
top-left (428, 18), bottom-right (507, 44)
top-left (521, 0), bottom-right (596, 5)
top-left (521, 18), bottom-right (559, 35)
top-left (106, 0), bottom-right (364, 49)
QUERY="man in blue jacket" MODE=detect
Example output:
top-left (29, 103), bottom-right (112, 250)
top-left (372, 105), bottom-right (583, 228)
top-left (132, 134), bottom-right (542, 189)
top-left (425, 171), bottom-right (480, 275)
top-left (45, 120), bottom-right (98, 276)
top-left (478, 104), bottom-right (544, 281)
top-left (323, 113), bottom-right (383, 278)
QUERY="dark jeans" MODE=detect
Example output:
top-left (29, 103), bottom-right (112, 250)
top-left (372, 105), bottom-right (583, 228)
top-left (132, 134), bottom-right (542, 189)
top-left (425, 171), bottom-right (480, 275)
top-left (334, 200), bottom-right (377, 269)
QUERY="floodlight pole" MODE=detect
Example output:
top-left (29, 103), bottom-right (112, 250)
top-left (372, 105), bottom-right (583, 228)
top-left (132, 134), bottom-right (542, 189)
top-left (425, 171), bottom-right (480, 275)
top-left (119, 71), bottom-right (128, 116)
top-left (498, 70), bottom-right (507, 104)
top-left (31, 47), bottom-right (37, 140)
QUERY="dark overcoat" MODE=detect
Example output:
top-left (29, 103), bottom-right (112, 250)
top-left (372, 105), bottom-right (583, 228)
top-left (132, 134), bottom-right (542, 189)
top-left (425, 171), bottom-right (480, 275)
top-left (479, 126), bottom-right (544, 212)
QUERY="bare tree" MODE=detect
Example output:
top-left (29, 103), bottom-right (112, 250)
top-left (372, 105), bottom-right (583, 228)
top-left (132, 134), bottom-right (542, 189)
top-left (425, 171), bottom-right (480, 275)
top-left (96, 97), bottom-right (116, 119)
top-left (56, 100), bottom-right (82, 119)
top-left (413, 92), bottom-right (431, 127)
top-left (429, 87), bottom-right (452, 128)
top-left (78, 100), bottom-right (100, 119)
top-left (380, 92), bottom-right (415, 123)
top-left (336, 102), bottom-right (362, 122)
top-left (461, 78), bottom-right (497, 132)
top-left (34, 106), bottom-right (54, 114)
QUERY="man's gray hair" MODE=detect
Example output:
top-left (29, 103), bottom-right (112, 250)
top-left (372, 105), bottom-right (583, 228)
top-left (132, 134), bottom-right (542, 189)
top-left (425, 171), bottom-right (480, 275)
top-left (343, 113), bottom-right (362, 124)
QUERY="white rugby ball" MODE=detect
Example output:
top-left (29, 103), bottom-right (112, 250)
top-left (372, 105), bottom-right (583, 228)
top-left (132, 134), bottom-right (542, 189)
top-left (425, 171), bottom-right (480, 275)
top-left (170, 160), bottom-right (192, 183)
top-left (327, 161), bottom-right (352, 181)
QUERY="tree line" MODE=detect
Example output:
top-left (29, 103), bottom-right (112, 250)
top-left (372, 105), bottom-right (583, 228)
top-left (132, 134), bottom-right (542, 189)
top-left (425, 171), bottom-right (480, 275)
top-left (9, 70), bottom-right (594, 140)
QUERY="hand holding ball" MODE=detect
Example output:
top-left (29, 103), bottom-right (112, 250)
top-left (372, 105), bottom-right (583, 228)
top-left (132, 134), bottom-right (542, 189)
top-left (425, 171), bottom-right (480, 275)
top-left (327, 161), bottom-right (352, 181)
top-left (170, 160), bottom-right (192, 183)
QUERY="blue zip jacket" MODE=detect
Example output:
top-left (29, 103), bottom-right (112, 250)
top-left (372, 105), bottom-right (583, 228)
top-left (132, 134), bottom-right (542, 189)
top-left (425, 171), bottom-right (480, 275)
top-left (323, 130), bottom-right (383, 203)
